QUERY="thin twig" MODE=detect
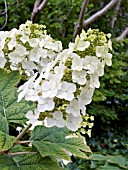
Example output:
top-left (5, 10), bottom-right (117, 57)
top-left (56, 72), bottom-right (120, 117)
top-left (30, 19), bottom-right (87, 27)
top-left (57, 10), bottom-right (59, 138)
top-left (38, 0), bottom-right (48, 11)
top-left (0, 0), bottom-right (8, 30)
top-left (73, 0), bottom-right (90, 42)
top-left (116, 27), bottom-right (128, 41)
top-left (31, 0), bottom-right (49, 22)
top-left (8, 152), bottom-right (37, 156)
top-left (16, 140), bottom-right (32, 144)
top-left (82, 0), bottom-right (118, 27)
top-left (0, 10), bottom-right (7, 15)
top-left (111, 0), bottom-right (122, 29)
top-left (16, 124), bottom-right (31, 141)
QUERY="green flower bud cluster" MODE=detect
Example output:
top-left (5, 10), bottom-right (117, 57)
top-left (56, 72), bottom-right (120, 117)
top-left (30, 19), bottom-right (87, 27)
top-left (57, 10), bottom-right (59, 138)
top-left (76, 29), bottom-right (111, 58)
top-left (77, 114), bottom-right (94, 137)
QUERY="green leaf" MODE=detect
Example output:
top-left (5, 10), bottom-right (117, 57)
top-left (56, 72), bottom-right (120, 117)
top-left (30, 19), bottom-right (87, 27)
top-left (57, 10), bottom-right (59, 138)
top-left (8, 144), bottom-right (24, 153)
top-left (106, 155), bottom-right (127, 169)
top-left (0, 154), bottom-right (62, 170)
top-left (98, 163), bottom-right (121, 170)
top-left (0, 155), bottom-right (18, 170)
top-left (89, 154), bottom-right (106, 161)
top-left (0, 69), bottom-right (35, 125)
top-left (31, 126), bottom-right (91, 160)
top-left (0, 112), bottom-right (8, 133)
top-left (0, 131), bottom-right (16, 152)
top-left (18, 153), bottom-right (62, 170)
top-left (89, 154), bottom-right (128, 169)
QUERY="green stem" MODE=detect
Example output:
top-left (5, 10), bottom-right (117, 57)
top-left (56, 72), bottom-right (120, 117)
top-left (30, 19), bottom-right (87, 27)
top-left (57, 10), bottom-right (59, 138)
top-left (16, 123), bottom-right (31, 141)
top-left (8, 151), bottom-right (37, 156)
top-left (16, 140), bottom-right (31, 144)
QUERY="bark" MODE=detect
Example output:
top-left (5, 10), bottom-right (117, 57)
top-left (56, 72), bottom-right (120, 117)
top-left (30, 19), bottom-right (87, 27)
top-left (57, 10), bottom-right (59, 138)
top-left (0, 0), bottom-right (8, 30)
top-left (111, 0), bottom-right (122, 29)
top-left (73, 0), bottom-right (90, 41)
top-left (116, 28), bottom-right (128, 41)
top-left (82, 0), bottom-right (118, 27)
top-left (31, 0), bottom-right (49, 22)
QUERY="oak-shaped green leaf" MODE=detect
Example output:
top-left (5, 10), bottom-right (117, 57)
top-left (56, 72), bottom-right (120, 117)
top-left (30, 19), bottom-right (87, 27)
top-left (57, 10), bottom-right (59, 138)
top-left (0, 131), bottom-right (16, 152)
top-left (30, 126), bottom-right (91, 160)
top-left (0, 154), bottom-right (62, 170)
top-left (18, 153), bottom-right (62, 170)
top-left (0, 69), bottom-right (35, 127)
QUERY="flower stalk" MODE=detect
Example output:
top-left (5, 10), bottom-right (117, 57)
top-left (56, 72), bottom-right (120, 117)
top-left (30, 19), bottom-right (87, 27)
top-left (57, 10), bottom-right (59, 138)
top-left (8, 151), bottom-right (37, 156)
top-left (16, 123), bottom-right (31, 141)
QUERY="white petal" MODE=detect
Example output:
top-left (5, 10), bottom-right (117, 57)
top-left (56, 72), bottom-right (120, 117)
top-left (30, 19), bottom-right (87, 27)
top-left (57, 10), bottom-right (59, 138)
top-left (42, 91), bottom-right (51, 98)
top-left (72, 109), bottom-right (80, 117)
top-left (78, 78), bottom-right (86, 85)
top-left (49, 89), bottom-right (57, 98)
top-left (66, 105), bottom-right (72, 114)
top-left (56, 91), bottom-right (66, 99)
top-left (34, 120), bottom-right (42, 126)
top-left (17, 90), bottom-right (26, 102)
top-left (55, 119), bottom-right (65, 127)
top-left (25, 95), bottom-right (38, 101)
top-left (29, 117), bottom-right (37, 124)
top-left (77, 40), bottom-right (90, 51)
top-left (42, 81), bottom-right (50, 91)
top-left (53, 111), bottom-right (63, 120)
top-left (29, 38), bottom-right (39, 47)
top-left (65, 92), bottom-right (74, 101)
top-left (61, 81), bottom-right (68, 91)
top-left (37, 104), bottom-right (47, 112)
top-left (46, 101), bottom-right (55, 111)
top-left (68, 83), bottom-right (76, 92)
top-left (38, 96), bottom-right (46, 104)
top-left (84, 97), bottom-right (92, 105)
top-left (105, 53), bottom-right (112, 66)
top-left (44, 118), bottom-right (55, 127)
top-left (26, 110), bottom-right (33, 119)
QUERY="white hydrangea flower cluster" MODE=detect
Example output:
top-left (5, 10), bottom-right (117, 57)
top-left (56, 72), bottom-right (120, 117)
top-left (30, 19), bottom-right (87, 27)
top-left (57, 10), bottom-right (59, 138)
top-left (0, 22), bottom-right (112, 132)
top-left (0, 21), bottom-right (62, 76)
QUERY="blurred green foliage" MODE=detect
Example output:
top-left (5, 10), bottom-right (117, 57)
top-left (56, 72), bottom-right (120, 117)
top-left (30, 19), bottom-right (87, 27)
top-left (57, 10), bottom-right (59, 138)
top-left (64, 154), bottom-right (128, 169)
top-left (1, 0), bottom-right (128, 46)
top-left (0, 0), bottom-right (128, 169)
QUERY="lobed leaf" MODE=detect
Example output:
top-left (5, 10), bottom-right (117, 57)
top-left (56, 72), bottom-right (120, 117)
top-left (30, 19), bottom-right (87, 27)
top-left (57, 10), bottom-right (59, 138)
top-left (18, 153), bottom-right (62, 170)
top-left (0, 69), bottom-right (36, 126)
top-left (0, 154), bottom-right (62, 170)
top-left (31, 126), bottom-right (91, 160)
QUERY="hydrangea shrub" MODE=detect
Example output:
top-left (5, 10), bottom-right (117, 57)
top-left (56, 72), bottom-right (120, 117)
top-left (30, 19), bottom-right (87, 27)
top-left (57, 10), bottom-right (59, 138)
top-left (0, 21), bottom-right (112, 168)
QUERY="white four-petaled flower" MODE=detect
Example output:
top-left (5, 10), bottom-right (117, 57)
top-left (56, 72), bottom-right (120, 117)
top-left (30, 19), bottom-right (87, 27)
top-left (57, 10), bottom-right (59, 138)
top-left (72, 70), bottom-right (87, 85)
top-left (66, 99), bottom-right (80, 117)
top-left (44, 111), bottom-right (65, 128)
top-left (37, 96), bottom-right (55, 112)
top-left (26, 109), bottom-right (42, 130)
top-left (57, 81), bottom-right (76, 101)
